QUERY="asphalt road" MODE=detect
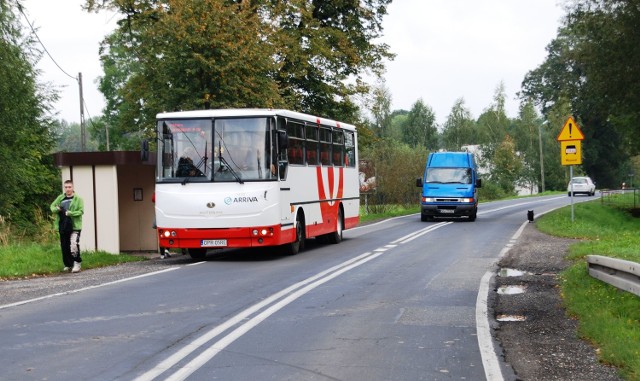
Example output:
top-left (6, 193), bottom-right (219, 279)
top-left (0, 195), bottom-right (596, 381)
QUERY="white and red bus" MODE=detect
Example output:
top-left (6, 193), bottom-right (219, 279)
top-left (153, 109), bottom-right (359, 258)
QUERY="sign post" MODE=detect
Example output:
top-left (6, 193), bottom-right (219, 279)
top-left (557, 116), bottom-right (585, 222)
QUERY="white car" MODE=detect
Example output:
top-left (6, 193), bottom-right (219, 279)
top-left (567, 176), bottom-right (596, 196)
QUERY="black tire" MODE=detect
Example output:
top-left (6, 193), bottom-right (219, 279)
top-left (327, 209), bottom-right (343, 244)
top-left (469, 209), bottom-right (477, 222)
top-left (284, 214), bottom-right (305, 255)
top-left (188, 248), bottom-right (207, 260)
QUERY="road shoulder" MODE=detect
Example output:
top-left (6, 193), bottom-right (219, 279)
top-left (491, 223), bottom-right (622, 380)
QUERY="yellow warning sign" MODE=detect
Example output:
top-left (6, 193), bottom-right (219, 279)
top-left (557, 116), bottom-right (584, 141)
top-left (561, 140), bottom-right (582, 166)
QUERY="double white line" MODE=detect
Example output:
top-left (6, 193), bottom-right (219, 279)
top-left (136, 250), bottom-right (384, 380)
top-left (137, 222), bottom-right (453, 380)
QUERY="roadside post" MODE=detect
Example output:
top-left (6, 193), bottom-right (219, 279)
top-left (557, 116), bottom-right (585, 222)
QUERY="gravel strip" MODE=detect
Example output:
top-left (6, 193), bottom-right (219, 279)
top-left (491, 223), bottom-right (622, 380)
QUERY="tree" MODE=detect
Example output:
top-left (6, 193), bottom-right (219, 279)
top-left (403, 99), bottom-right (437, 150)
top-left (85, 0), bottom-right (394, 138)
top-left (271, 0), bottom-right (394, 122)
top-left (0, 0), bottom-right (59, 234)
top-left (387, 110), bottom-right (409, 143)
top-left (441, 98), bottom-right (476, 151)
top-left (57, 119), bottom-right (100, 152)
top-left (491, 135), bottom-right (523, 195)
top-left (521, 1), bottom-right (640, 187)
top-left (368, 80), bottom-right (393, 138)
top-left (91, 0), bottom-right (284, 145)
top-left (541, 97), bottom-right (573, 191)
top-left (512, 99), bottom-right (543, 193)
top-left (476, 82), bottom-right (510, 150)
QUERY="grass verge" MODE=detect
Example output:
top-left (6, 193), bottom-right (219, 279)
top-left (0, 243), bottom-right (146, 280)
top-left (537, 201), bottom-right (640, 381)
top-left (359, 204), bottom-right (420, 224)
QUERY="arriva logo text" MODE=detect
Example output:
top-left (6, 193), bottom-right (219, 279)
top-left (224, 196), bottom-right (259, 205)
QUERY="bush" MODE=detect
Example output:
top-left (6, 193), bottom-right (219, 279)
top-left (0, 208), bottom-right (57, 246)
top-left (360, 140), bottom-right (427, 206)
top-left (478, 180), bottom-right (511, 201)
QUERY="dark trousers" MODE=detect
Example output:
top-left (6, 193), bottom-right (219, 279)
top-left (60, 230), bottom-right (82, 267)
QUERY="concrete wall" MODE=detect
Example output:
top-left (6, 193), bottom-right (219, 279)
top-left (95, 166), bottom-right (120, 253)
top-left (117, 164), bottom-right (157, 252)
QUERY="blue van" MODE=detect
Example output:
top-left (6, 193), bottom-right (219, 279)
top-left (415, 151), bottom-right (481, 221)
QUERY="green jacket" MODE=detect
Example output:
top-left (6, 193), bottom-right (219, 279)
top-left (50, 193), bottom-right (84, 231)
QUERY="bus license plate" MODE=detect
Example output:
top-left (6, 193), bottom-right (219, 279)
top-left (201, 239), bottom-right (227, 247)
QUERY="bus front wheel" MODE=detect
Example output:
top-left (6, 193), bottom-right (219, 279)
top-left (284, 214), bottom-right (305, 255)
top-left (327, 209), bottom-right (343, 244)
top-left (188, 248), bottom-right (207, 260)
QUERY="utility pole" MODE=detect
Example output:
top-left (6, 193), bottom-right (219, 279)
top-left (538, 123), bottom-right (545, 192)
top-left (78, 72), bottom-right (86, 151)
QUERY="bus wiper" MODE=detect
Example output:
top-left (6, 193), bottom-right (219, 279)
top-left (217, 142), bottom-right (244, 184)
top-left (194, 141), bottom-right (208, 176)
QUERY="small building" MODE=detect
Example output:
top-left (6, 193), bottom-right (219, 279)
top-left (53, 151), bottom-right (157, 254)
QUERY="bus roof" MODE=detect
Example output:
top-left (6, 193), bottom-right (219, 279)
top-left (156, 109), bottom-right (356, 131)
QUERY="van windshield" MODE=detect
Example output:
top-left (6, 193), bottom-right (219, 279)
top-left (426, 168), bottom-right (472, 184)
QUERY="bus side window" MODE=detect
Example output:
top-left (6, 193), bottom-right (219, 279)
top-left (319, 127), bottom-right (331, 166)
top-left (305, 123), bottom-right (318, 166)
top-left (345, 131), bottom-right (356, 168)
top-left (332, 129), bottom-right (344, 166)
top-left (286, 120), bottom-right (304, 165)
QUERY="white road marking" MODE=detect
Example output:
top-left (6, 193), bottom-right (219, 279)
top-left (0, 267), bottom-right (180, 310)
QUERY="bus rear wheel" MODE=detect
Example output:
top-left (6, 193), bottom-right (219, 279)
top-left (188, 248), bottom-right (207, 260)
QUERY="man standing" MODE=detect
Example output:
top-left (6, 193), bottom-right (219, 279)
top-left (50, 180), bottom-right (84, 273)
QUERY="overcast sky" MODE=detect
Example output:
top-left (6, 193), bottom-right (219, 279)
top-left (21, 0), bottom-right (565, 126)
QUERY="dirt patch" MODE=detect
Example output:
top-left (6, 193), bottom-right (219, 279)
top-left (491, 224), bottom-right (622, 380)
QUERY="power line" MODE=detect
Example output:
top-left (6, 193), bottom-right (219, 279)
top-left (16, 2), bottom-right (77, 82)
top-left (16, 2), bottom-right (109, 150)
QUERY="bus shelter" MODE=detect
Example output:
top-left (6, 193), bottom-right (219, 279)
top-left (53, 151), bottom-right (157, 254)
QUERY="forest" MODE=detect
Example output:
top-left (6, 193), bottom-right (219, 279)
top-left (1, 0), bottom-right (639, 239)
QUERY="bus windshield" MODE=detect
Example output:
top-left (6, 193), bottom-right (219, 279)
top-left (157, 117), bottom-right (276, 182)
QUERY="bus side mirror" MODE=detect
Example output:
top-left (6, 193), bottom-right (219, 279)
top-left (278, 130), bottom-right (289, 150)
top-left (416, 178), bottom-right (423, 187)
top-left (279, 161), bottom-right (288, 180)
top-left (141, 139), bottom-right (149, 161)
